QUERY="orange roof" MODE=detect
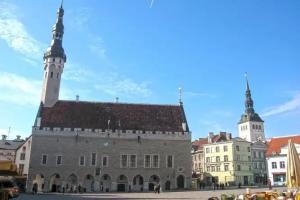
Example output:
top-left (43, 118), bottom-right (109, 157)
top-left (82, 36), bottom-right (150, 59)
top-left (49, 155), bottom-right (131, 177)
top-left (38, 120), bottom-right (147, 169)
top-left (266, 135), bottom-right (300, 156)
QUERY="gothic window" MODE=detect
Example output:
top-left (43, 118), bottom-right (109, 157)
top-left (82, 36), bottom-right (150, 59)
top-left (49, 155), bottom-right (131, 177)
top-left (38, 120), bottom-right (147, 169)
top-left (102, 156), bottom-right (108, 167)
top-left (50, 72), bottom-right (53, 78)
top-left (79, 156), bottom-right (85, 166)
top-left (91, 153), bottom-right (96, 166)
top-left (41, 154), bottom-right (47, 165)
top-left (167, 155), bottom-right (173, 168)
top-left (144, 155), bottom-right (151, 168)
top-left (152, 155), bottom-right (159, 168)
top-left (120, 155), bottom-right (128, 168)
top-left (56, 155), bottom-right (62, 165)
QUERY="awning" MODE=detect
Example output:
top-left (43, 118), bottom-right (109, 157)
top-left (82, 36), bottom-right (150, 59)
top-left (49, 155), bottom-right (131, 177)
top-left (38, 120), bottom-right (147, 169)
top-left (0, 161), bottom-right (18, 176)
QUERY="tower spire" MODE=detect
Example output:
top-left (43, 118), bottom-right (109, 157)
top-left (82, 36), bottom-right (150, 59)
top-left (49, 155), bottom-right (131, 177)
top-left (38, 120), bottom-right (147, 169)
top-left (244, 73), bottom-right (254, 114)
top-left (41, 3), bottom-right (67, 107)
top-left (43, 2), bottom-right (66, 61)
top-left (60, 0), bottom-right (63, 9)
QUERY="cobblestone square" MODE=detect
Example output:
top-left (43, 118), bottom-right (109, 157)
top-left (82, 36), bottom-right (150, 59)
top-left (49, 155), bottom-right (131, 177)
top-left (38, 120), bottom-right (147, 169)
top-left (15, 187), bottom-right (284, 200)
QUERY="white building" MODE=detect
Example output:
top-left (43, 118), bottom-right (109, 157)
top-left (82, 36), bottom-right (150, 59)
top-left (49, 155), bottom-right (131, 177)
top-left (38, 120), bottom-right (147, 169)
top-left (266, 135), bottom-right (300, 186)
top-left (15, 136), bottom-right (32, 176)
top-left (0, 135), bottom-right (24, 162)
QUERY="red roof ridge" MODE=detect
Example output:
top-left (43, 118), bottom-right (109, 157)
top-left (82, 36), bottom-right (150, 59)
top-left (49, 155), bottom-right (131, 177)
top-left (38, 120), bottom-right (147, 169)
top-left (58, 100), bottom-right (180, 107)
top-left (271, 134), bottom-right (300, 139)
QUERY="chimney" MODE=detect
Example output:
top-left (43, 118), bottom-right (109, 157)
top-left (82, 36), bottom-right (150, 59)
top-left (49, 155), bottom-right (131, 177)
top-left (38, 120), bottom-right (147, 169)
top-left (2, 135), bottom-right (7, 141)
top-left (208, 132), bottom-right (214, 143)
top-left (16, 135), bottom-right (21, 140)
top-left (226, 133), bottom-right (232, 141)
top-left (76, 95), bottom-right (79, 102)
top-left (115, 97), bottom-right (119, 103)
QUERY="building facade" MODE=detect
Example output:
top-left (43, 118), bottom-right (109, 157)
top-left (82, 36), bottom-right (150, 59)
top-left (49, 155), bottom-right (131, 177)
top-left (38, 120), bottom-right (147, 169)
top-left (266, 135), bottom-right (300, 186)
top-left (15, 136), bottom-right (32, 176)
top-left (26, 4), bottom-right (192, 193)
top-left (251, 141), bottom-right (268, 185)
top-left (0, 135), bottom-right (24, 162)
top-left (191, 138), bottom-right (206, 187)
top-left (203, 132), bottom-right (254, 186)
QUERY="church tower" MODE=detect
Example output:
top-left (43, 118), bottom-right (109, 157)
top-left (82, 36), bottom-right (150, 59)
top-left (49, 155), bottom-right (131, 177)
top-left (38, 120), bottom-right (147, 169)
top-left (41, 3), bottom-right (66, 107)
top-left (238, 75), bottom-right (265, 142)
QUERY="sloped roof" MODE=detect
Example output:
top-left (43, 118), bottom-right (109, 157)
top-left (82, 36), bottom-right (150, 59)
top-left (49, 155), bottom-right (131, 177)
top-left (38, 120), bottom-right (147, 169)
top-left (266, 135), bottom-right (300, 156)
top-left (0, 140), bottom-right (24, 150)
top-left (38, 100), bottom-right (189, 132)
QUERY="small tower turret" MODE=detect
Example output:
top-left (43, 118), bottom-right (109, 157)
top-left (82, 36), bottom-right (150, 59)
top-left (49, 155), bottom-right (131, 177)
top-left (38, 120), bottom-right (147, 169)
top-left (41, 2), bottom-right (66, 107)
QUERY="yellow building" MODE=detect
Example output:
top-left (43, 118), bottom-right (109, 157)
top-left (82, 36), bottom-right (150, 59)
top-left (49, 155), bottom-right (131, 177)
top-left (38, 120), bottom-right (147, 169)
top-left (203, 132), bottom-right (253, 186)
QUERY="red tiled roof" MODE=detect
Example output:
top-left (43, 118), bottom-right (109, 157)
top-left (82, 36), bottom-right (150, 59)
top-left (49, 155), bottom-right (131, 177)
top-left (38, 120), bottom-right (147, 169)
top-left (266, 135), bottom-right (300, 156)
top-left (39, 101), bottom-right (188, 132)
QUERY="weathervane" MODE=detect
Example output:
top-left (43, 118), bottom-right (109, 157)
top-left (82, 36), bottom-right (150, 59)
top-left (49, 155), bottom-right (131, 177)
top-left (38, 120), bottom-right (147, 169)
top-left (179, 87), bottom-right (183, 105)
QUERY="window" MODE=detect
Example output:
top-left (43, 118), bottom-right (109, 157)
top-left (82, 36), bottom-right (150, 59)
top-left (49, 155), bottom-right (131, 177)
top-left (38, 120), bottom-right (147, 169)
top-left (280, 161), bottom-right (285, 169)
top-left (121, 155), bottom-right (128, 168)
top-left (254, 162), bottom-right (257, 169)
top-left (248, 156), bottom-right (251, 161)
top-left (272, 162), bottom-right (277, 169)
top-left (56, 155), bottom-right (62, 165)
top-left (91, 153), bottom-right (97, 166)
top-left (152, 155), bottom-right (159, 168)
top-left (237, 165), bottom-right (241, 171)
top-left (211, 166), bottom-right (215, 172)
top-left (236, 145), bottom-right (240, 151)
top-left (95, 168), bottom-right (101, 176)
top-left (207, 166), bottom-right (210, 172)
top-left (249, 165), bottom-right (251, 171)
top-left (252, 124), bottom-right (255, 129)
top-left (206, 157), bottom-right (210, 163)
top-left (102, 156), bottom-right (108, 167)
top-left (41, 154), bottom-right (47, 165)
top-left (216, 146), bottom-right (220, 152)
top-left (206, 148), bottom-right (210, 153)
top-left (253, 151), bottom-right (257, 158)
top-left (50, 72), bottom-right (53, 78)
top-left (236, 155), bottom-right (240, 161)
top-left (20, 153), bottom-right (25, 160)
top-left (18, 164), bottom-right (24, 175)
top-left (216, 156), bottom-right (220, 162)
top-left (56, 73), bottom-right (59, 78)
top-left (223, 145), bottom-right (228, 152)
top-left (130, 155), bottom-right (137, 168)
top-left (224, 164), bottom-right (229, 171)
top-left (79, 156), bottom-right (85, 166)
top-left (216, 166), bottom-right (220, 172)
top-left (259, 162), bottom-right (262, 169)
top-left (224, 155), bottom-right (228, 162)
top-left (144, 155), bottom-right (151, 168)
top-left (247, 147), bottom-right (251, 152)
top-left (167, 155), bottom-right (173, 168)
top-left (198, 154), bottom-right (201, 160)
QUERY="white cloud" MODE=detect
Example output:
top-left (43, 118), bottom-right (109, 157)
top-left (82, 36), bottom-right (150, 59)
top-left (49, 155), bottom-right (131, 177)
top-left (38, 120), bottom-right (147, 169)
top-left (0, 2), bottom-right (45, 64)
top-left (262, 92), bottom-right (300, 117)
top-left (0, 72), bottom-right (41, 106)
top-left (89, 36), bottom-right (106, 59)
top-left (67, 7), bottom-right (92, 31)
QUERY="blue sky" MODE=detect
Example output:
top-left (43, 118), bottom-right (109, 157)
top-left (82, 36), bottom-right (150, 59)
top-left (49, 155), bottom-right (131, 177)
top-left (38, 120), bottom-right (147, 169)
top-left (0, 0), bottom-right (299, 140)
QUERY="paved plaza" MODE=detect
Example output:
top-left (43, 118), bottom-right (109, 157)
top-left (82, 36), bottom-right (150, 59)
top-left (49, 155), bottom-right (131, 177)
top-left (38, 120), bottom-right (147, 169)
top-left (15, 187), bottom-right (284, 200)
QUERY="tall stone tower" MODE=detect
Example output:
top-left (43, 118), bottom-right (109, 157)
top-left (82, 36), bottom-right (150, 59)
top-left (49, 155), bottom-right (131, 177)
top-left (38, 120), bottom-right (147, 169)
top-left (41, 3), bottom-right (66, 107)
top-left (238, 76), bottom-right (265, 142)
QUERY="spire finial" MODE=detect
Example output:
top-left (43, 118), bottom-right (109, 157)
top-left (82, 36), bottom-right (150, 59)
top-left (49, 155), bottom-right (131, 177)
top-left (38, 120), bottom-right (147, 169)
top-left (60, 0), bottom-right (64, 9)
top-left (179, 87), bottom-right (183, 105)
top-left (245, 72), bottom-right (250, 91)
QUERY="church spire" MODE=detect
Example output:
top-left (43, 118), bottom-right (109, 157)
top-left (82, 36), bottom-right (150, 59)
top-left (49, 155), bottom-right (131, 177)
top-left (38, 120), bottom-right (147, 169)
top-left (244, 73), bottom-right (255, 114)
top-left (43, 2), bottom-right (66, 62)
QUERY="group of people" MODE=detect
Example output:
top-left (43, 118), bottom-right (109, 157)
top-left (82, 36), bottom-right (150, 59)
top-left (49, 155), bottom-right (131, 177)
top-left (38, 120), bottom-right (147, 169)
top-left (154, 183), bottom-right (161, 194)
top-left (212, 182), bottom-right (226, 190)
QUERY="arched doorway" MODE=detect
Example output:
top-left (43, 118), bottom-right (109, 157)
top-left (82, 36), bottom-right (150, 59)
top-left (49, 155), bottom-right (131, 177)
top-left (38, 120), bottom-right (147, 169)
top-left (117, 175), bottom-right (128, 192)
top-left (32, 174), bottom-right (44, 193)
top-left (132, 175), bottom-right (144, 192)
top-left (83, 174), bottom-right (94, 192)
top-left (177, 175), bottom-right (185, 189)
top-left (100, 174), bottom-right (111, 192)
top-left (165, 180), bottom-right (171, 191)
top-left (49, 173), bottom-right (61, 192)
top-left (148, 175), bottom-right (160, 191)
top-left (66, 174), bottom-right (78, 192)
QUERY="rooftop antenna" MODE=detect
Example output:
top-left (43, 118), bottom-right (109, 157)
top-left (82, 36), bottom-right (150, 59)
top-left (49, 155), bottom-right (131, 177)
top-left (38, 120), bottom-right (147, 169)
top-left (179, 87), bottom-right (183, 105)
top-left (7, 127), bottom-right (11, 140)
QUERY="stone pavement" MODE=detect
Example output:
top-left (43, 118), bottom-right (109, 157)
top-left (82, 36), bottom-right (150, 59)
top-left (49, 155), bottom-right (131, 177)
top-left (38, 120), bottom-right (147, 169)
top-left (15, 187), bottom-right (285, 200)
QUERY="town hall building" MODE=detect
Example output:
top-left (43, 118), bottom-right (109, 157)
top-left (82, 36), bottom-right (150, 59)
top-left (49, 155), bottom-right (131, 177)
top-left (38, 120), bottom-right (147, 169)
top-left (26, 3), bottom-right (192, 193)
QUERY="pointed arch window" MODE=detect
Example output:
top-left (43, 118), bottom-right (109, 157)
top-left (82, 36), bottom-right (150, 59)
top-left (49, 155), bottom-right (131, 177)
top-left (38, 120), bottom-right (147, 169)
top-left (50, 72), bottom-right (53, 78)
